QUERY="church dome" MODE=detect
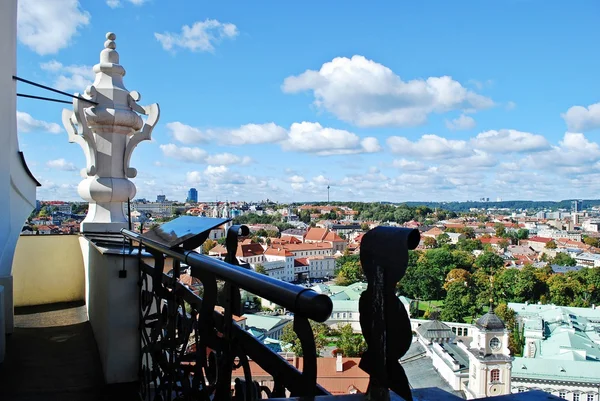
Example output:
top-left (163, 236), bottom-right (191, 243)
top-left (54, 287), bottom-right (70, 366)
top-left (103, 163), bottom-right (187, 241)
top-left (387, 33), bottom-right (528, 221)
top-left (475, 310), bottom-right (505, 331)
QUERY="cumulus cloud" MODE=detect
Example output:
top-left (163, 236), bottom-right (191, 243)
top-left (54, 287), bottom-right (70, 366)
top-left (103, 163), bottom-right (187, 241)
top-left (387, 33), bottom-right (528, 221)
top-left (155, 19), bottom-right (238, 52)
top-left (107, 0), bottom-right (147, 6)
top-left (471, 129), bottom-right (550, 153)
top-left (160, 144), bottom-right (207, 163)
top-left (445, 114), bottom-right (476, 131)
top-left (205, 153), bottom-right (252, 165)
top-left (287, 175), bottom-right (306, 183)
top-left (46, 158), bottom-right (77, 171)
top-left (387, 134), bottom-right (470, 159)
top-left (17, 0), bottom-right (90, 55)
top-left (392, 159), bottom-right (425, 171)
top-left (282, 55), bottom-right (493, 127)
top-left (283, 122), bottom-right (381, 155)
top-left (16, 111), bottom-right (61, 133)
top-left (166, 122), bottom-right (287, 145)
top-left (166, 120), bottom-right (378, 155)
top-left (40, 60), bottom-right (94, 92)
top-left (160, 144), bottom-right (252, 166)
top-left (562, 102), bottom-right (600, 132)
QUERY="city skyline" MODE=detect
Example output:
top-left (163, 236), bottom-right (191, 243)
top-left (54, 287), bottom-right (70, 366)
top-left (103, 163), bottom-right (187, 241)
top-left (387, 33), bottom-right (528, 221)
top-left (14, 1), bottom-right (600, 203)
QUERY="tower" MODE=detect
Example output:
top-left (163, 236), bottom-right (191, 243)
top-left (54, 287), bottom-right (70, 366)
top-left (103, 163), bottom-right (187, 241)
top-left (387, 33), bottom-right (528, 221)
top-left (465, 308), bottom-right (513, 399)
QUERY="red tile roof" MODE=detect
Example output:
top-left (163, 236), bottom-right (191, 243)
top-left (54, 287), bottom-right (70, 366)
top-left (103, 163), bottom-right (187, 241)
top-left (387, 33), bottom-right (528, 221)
top-left (305, 227), bottom-right (328, 241)
top-left (527, 236), bottom-right (553, 243)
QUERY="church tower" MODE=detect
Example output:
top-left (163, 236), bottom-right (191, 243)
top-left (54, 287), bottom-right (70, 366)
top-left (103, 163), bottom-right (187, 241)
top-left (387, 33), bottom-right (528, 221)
top-left (465, 308), bottom-right (513, 399)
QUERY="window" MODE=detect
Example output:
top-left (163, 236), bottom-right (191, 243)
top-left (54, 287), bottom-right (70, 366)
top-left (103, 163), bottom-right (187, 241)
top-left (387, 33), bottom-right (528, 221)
top-left (463, 328), bottom-right (468, 336)
top-left (490, 369), bottom-right (500, 382)
top-left (574, 394), bottom-right (580, 401)
top-left (587, 395), bottom-right (594, 401)
top-left (559, 392), bottom-right (566, 399)
top-left (349, 312), bottom-right (352, 318)
top-left (518, 389), bottom-right (525, 393)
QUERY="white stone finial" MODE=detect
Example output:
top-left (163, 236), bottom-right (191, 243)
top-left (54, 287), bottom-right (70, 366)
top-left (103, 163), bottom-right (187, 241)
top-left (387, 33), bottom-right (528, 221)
top-left (61, 32), bottom-right (160, 233)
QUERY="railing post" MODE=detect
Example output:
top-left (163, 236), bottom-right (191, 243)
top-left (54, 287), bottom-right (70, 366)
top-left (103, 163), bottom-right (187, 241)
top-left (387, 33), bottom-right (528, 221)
top-left (359, 226), bottom-right (420, 401)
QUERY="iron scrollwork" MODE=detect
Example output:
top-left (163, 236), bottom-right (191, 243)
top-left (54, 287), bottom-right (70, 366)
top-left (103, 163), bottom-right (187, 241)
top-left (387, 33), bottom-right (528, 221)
top-left (359, 226), bottom-right (420, 401)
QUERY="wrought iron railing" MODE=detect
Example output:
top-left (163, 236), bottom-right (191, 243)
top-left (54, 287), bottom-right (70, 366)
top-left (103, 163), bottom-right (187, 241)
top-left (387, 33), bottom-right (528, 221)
top-left (121, 224), bottom-right (420, 400)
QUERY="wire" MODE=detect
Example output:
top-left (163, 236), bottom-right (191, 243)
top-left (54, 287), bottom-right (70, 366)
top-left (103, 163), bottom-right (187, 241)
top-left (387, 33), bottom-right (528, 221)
top-left (16, 93), bottom-right (73, 105)
top-left (13, 76), bottom-right (98, 105)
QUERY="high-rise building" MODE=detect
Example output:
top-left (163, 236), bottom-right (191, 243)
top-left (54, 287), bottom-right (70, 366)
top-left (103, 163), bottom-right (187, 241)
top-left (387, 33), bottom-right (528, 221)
top-left (572, 199), bottom-right (582, 213)
top-left (187, 188), bottom-right (198, 203)
top-left (156, 194), bottom-right (166, 203)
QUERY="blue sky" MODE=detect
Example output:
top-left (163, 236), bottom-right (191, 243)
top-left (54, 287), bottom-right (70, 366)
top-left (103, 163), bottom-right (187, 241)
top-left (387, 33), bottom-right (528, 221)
top-left (15, 0), bottom-right (600, 202)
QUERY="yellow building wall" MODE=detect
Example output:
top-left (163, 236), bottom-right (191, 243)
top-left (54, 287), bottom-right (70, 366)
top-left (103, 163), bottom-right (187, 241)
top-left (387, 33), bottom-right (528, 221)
top-left (12, 235), bottom-right (85, 306)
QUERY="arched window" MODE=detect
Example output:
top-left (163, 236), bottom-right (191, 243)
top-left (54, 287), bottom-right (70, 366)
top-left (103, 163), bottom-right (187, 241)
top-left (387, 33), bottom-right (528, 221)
top-left (490, 369), bottom-right (500, 382)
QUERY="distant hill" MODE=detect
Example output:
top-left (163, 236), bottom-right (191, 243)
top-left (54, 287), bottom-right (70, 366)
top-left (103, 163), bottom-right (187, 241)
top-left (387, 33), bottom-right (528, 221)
top-left (402, 200), bottom-right (600, 213)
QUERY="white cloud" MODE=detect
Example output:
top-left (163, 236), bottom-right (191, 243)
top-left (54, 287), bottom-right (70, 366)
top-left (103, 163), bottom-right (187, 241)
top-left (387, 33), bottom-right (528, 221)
top-left (287, 175), bottom-right (306, 183)
top-left (282, 55), bottom-right (493, 127)
top-left (160, 144), bottom-right (252, 166)
top-left (205, 153), bottom-right (251, 165)
top-left (166, 122), bottom-right (209, 144)
top-left (445, 114), bottom-right (476, 131)
top-left (46, 158), bottom-right (77, 171)
top-left (221, 123), bottom-right (288, 145)
top-left (471, 129), bottom-right (550, 153)
top-left (387, 134), bottom-right (470, 159)
top-left (283, 122), bottom-right (381, 155)
top-left (16, 111), bottom-right (61, 133)
top-left (506, 101), bottom-right (517, 111)
top-left (392, 159), bottom-right (425, 171)
top-left (159, 144), bottom-right (207, 163)
top-left (562, 102), bottom-right (600, 132)
top-left (17, 0), bottom-right (90, 55)
top-left (166, 122), bottom-right (287, 145)
top-left (205, 165), bottom-right (228, 175)
top-left (155, 19), bottom-right (238, 52)
top-left (40, 60), bottom-right (94, 92)
top-left (106, 0), bottom-right (148, 8)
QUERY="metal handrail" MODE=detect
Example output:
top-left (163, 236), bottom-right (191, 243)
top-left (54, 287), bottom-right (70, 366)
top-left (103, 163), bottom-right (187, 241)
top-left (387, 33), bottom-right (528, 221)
top-left (121, 228), bottom-right (333, 322)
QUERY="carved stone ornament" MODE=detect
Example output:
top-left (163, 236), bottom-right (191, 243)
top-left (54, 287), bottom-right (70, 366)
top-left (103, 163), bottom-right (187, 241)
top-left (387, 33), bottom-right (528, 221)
top-left (62, 32), bottom-right (159, 233)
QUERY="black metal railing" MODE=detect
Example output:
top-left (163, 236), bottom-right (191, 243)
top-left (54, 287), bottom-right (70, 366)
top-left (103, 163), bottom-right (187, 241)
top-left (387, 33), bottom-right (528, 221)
top-left (121, 224), bottom-right (420, 400)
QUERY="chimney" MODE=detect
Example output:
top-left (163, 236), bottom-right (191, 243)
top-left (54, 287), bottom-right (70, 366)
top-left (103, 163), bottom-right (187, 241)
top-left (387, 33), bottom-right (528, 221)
top-left (336, 353), bottom-right (343, 372)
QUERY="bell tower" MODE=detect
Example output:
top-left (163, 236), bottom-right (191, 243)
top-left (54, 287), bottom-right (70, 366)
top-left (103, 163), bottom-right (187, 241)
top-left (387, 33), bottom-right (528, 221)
top-left (465, 307), bottom-right (513, 399)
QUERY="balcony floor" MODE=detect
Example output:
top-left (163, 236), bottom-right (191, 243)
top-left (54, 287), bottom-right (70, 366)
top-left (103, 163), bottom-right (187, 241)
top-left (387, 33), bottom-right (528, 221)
top-left (0, 301), bottom-right (135, 401)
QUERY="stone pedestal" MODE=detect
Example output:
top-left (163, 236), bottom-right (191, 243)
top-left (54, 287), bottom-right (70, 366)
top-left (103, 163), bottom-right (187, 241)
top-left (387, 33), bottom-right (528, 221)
top-left (79, 236), bottom-right (140, 383)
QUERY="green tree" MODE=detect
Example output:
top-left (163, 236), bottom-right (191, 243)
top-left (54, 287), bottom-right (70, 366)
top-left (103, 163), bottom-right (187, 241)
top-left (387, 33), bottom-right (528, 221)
top-left (475, 252), bottom-right (505, 275)
top-left (423, 236), bottom-right (437, 249)
top-left (437, 233), bottom-right (451, 246)
top-left (360, 223), bottom-right (370, 231)
top-left (202, 239), bottom-right (217, 254)
top-left (545, 240), bottom-right (557, 249)
top-left (547, 273), bottom-right (586, 307)
top-left (335, 324), bottom-right (367, 357)
top-left (552, 253), bottom-right (576, 266)
top-left (584, 237), bottom-right (600, 248)
top-left (255, 264), bottom-right (267, 275)
top-left (494, 223), bottom-right (506, 238)
top-left (457, 238), bottom-right (483, 252)
top-left (494, 303), bottom-right (523, 356)
top-left (281, 321), bottom-right (328, 357)
top-left (335, 260), bottom-right (364, 286)
top-left (442, 281), bottom-right (475, 322)
top-left (517, 229), bottom-right (529, 240)
top-left (462, 227), bottom-right (476, 239)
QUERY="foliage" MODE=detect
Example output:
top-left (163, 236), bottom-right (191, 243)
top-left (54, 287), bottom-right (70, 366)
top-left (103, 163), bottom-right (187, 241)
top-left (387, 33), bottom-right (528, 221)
top-left (584, 236), bottom-right (600, 248)
top-left (517, 229), bottom-right (529, 240)
top-left (437, 233), bottom-right (451, 246)
top-left (423, 237), bottom-right (437, 249)
top-left (494, 223), bottom-right (506, 238)
top-left (545, 240), bottom-right (557, 249)
top-left (475, 252), bottom-right (505, 275)
top-left (456, 238), bottom-right (483, 252)
top-left (281, 320), bottom-right (329, 357)
top-left (255, 264), bottom-right (267, 275)
top-left (551, 253), bottom-right (577, 266)
top-left (202, 239), bottom-right (217, 254)
top-left (335, 324), bottom-right (367, 357)
top-left (335, 260), bottom-right (364, 286)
